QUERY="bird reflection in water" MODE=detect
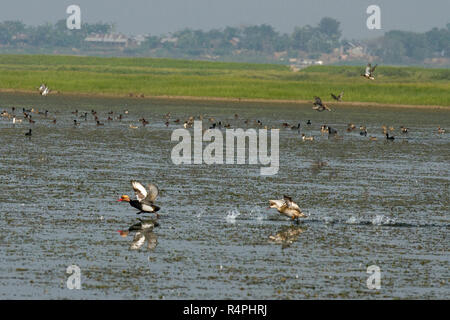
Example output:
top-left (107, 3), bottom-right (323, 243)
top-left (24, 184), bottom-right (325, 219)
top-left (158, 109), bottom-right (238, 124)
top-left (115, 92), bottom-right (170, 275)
top-left (118, 218), bottom-right (159, 250)
top-left (268, 226), bottom-right (305, 249)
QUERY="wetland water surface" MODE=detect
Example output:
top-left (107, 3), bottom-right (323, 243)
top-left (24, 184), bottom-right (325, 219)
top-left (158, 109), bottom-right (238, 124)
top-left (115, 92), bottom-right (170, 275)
top-left (0, 93), bottom-right (449, 299)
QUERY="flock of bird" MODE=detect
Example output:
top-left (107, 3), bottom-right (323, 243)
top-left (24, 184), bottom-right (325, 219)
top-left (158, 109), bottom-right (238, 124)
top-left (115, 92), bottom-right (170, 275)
top-left (1, 63), bottom-right (448, 249)
top-left (2, 63), bottom-right (446, 140)
top-left (310, 63), bottom-right (375, 113)
top-left (113, 178), bottom-right (307, 249)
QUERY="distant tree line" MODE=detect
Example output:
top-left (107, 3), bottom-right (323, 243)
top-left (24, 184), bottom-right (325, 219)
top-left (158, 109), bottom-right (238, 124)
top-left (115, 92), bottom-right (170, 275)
top-left (0, 18), bottom-right (341, 57)
top-left (0, 20), bottom-right (112, 48)
top-left (366, 24), bottom-right (450, 63)
top-left (0, 18), bottom-right (449, 64)
top-left (137, 17), bottom-right (343, 59)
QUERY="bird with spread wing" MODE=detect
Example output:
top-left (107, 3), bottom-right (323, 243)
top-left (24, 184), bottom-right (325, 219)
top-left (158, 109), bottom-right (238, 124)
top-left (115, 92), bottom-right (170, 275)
top-left (312, 96), bottom-right (332, 112)
top-left (118, 180), bottom-right (161, 218)
top-left (362, 63), bottom-right (377, 80)
top-left (268, 195), bottom-right (308, 223)
top-left (330, 91), bottom-right (344, 101)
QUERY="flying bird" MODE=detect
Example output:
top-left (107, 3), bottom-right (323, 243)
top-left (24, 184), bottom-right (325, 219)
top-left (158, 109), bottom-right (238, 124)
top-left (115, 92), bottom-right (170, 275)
top-left (38, 83), bottom-right (45, 93)
top-left (362, 63), bottom-right (377, 80)
top-left (330, 91), bottom-right (344, 101)
top-left (38, 83), bottom-right (51, 96)
top-left (312, 96), bottom-right (331, 112)
top-left (118, 180), bottom-right (161, 217)
top-left (268, 195), bottom-right (307, 223)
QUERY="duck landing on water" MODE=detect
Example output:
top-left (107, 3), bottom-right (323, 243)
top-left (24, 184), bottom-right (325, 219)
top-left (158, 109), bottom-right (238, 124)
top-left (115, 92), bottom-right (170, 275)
top-left (268, 195), bottom-right (307, 224)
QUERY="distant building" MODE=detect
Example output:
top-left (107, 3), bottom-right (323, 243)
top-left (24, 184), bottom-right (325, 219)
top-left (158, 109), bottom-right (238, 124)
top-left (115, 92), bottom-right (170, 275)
top-left (131, 35), bottom-right (147, 46)
top-left (274, 51), bottom-right (287, 60)
top-left (11, 33), bottom-right (29, 41)
top-left (161, 36), bottom-right (178, 44)
top-left (339, 41), bottom-right (367, 60)
top-left (229, 37), bottom-right (240, 46)
top-left (84, 34), bottom-right (130, 47)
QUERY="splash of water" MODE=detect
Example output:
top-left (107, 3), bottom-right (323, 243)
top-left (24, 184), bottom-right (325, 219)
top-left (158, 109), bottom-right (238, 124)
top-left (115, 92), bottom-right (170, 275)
top-left (323, 216), bottom-right (334, 224)
top-left (249, 207), bottom-right (264, 221)
top-left (372, 215), bottom-right (396, 225)
top-left (195, 209), bottom-right (204, 219)
top-left (346, 216), bottom-right (358, 224)
top-left (225, 209), bottom-right (240, 223)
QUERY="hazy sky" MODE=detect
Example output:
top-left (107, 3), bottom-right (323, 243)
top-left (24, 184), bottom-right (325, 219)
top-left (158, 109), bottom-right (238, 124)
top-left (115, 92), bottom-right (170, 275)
top-left (1, 0), bottom-right (449, 39)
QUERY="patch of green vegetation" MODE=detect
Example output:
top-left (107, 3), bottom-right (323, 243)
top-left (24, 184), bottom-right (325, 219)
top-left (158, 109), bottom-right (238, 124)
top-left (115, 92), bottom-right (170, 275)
top-left (0, 54), bottom-right (449, 106)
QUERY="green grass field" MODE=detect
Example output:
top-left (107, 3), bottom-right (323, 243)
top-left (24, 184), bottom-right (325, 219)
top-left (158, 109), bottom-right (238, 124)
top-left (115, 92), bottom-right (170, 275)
top-left (0, 54), bottom-right (449, 106)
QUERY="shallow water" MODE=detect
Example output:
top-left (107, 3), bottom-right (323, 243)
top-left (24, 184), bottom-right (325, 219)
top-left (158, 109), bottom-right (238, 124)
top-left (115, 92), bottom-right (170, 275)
top-left (0, 93), bottom-right (449, 299)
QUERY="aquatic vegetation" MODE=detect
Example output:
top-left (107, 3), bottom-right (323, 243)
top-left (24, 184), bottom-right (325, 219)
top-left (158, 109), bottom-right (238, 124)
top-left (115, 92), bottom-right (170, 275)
top-left (0, 54), bottom-right (449, 106)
